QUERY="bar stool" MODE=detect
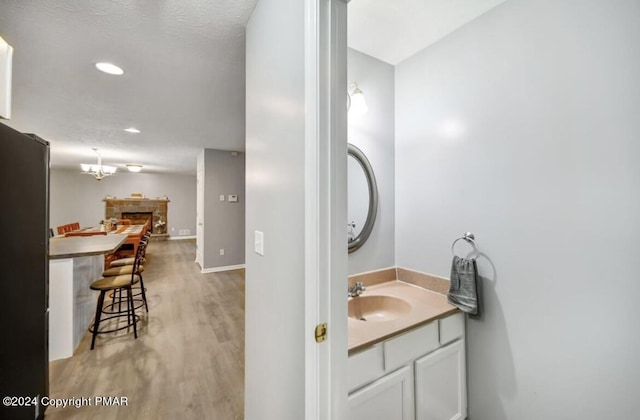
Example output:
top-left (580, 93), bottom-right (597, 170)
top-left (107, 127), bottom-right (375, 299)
top-left (109, 232), bottom-right (151, 267)
top-left (102, 233), bottom-right (150, 312)
top-left (88, 240), bottom-right (147, 349)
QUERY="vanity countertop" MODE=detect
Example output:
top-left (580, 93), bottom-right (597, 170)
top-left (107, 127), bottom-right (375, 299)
top-left (348, 280), bottom-right (458, 354)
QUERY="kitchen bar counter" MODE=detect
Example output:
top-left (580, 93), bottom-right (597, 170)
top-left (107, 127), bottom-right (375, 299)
top-left (48, 234), bottom-right (127, 360)
top-left (50, 234), bottom-right (127, 259)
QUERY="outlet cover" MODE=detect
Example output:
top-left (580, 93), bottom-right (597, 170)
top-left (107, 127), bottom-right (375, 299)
top-left (219, 249), bottom-right (225, 256)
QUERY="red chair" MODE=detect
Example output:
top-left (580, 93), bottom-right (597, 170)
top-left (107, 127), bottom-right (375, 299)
top-left (57, 223), bottom-right (80, 235)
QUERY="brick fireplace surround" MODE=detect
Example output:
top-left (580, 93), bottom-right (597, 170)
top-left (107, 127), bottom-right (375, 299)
top-left (104, 198), bottom-right (169, 236)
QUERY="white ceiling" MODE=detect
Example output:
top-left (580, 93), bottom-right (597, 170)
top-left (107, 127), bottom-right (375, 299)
top-left (0, 0), bottom-right (505, 175)
top-left (348, 0), bottom-right (506, 65)
top-left (0, 0), bottom-right (257, 174)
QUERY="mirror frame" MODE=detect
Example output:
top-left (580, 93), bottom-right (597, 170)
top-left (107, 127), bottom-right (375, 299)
top-left (348, 143), bottom-right (378, 253)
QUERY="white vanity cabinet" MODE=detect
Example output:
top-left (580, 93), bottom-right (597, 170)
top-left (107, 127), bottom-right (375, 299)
top-left (348, 312), bottom-right (467, 420)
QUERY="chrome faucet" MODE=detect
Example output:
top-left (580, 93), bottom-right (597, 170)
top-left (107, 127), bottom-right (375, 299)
top-left (348, 281), bottom-right (366, 298)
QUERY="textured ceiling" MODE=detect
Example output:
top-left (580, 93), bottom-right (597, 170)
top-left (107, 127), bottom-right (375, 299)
top-left (0, 0), bottom-right (506, 174)
top-left (0, 0), bottom-right (258, 174)
top-left (348, 0), bottom-right (506, 65)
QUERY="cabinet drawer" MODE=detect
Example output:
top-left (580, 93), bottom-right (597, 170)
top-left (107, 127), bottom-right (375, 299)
top-left (384, 321), bottom-right (439, 372)
top-left (348, 344), bottom-right (384, 392)
top-left (439, 312), bottom-right (464, 345)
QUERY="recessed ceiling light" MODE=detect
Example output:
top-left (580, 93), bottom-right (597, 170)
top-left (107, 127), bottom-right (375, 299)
top-left (126, 164), bottom-right (143, 173)
top-left (95, 62), bottom-right (124, 75)
top-left (124, 127), bottom-right (140, 133)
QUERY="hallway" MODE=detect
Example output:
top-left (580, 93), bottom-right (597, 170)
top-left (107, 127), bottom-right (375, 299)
top-left (46, 239), bottom-right (245, 419)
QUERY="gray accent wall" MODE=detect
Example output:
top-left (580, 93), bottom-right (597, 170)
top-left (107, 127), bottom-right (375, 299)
top-left (245, 0), bottom-right (305, 418)
top-left (200, 149), bottom-right (246, 269)
top-left (348, 48), bottom-right (395, 275)
top-left (394, 0), bottom-right (640, 419)
top-left (50, 169), bottom-right (196, 237)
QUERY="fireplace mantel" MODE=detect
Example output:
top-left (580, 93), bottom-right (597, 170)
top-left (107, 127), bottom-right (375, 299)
top-left (104, 198), bottom-right (169, 235)
top-left (103, 198), bottom-right (170, 204)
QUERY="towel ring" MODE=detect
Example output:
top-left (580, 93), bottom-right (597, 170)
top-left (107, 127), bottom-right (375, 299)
top-left (451, 232), bottom-right (479, 260)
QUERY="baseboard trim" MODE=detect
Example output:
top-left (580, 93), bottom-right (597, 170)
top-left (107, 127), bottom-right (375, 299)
top-left (168, 235), bottom-right (196, 241)
top-left (201, 264), bottom-right (245, 274)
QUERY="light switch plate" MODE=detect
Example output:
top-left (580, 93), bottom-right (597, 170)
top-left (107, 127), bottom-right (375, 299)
top-left (220, 195), bottom-right (225, 201)
top-left (254, 230), bottom-right (264, 256)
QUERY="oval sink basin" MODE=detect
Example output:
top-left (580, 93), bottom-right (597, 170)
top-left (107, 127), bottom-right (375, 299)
top-left (348, 295), bottom-right (411, 322)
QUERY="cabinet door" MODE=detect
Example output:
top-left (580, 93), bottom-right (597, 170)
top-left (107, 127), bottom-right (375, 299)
top-left (348, 365), bottom-right (414, 420)
top-left (415, 339), bottom-right (467, 420)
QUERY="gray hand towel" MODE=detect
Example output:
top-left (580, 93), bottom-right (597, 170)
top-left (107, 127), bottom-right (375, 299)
top-left (448, 256), bottom-right (479, 316)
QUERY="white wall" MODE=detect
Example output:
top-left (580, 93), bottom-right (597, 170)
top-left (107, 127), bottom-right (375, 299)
top-left (347, 48), bottom-right (395, 275)
top-left (245, 0), bottom-right (306, 418)
top-left (395, 0), bottom-right (640, 419)
top-left (199, 149), bottom-right (245, 270)
top-left (50, 169), bottom-right (196, 237)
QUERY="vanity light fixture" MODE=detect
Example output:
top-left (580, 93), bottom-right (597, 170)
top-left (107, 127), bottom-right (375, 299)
top-left (80, 148), bottom-right (117, 181)
top-left (124, 127), bottom-right (140, 134)
top-left (348, 83), bottom-right (368, 115)
top-left (95, 62), bottom-right (124, 76)
top-left (126, 164), bottom-right (143, 173)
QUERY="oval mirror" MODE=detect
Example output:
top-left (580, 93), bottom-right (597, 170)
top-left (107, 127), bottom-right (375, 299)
top-left (348, 143), bottom-right (378, 253)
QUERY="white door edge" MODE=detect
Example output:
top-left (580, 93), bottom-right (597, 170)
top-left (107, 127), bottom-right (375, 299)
top-left (304, 1), bottom-right (348, 419)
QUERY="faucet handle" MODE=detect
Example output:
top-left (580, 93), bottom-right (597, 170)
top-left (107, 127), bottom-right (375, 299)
top-left (348, 281), bottom-right (366, 298)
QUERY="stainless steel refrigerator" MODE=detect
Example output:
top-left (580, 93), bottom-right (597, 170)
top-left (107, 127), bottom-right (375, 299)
top-left (0, 122), bottom-right (49, 420)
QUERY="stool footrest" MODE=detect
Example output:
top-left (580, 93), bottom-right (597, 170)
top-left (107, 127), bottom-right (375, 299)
top-left (89, 313), bottom-right (140, 335)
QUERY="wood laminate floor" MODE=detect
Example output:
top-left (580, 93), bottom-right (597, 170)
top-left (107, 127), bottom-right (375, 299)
top-left (46, 239), bottom-right (245, 420)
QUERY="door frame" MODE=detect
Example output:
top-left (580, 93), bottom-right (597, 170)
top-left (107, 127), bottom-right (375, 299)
top-left (304, 0), bottom-right (348, 419)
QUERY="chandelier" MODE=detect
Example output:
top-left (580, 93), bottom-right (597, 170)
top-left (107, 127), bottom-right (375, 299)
top-left (80, 148), bottom-right (117, 181)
